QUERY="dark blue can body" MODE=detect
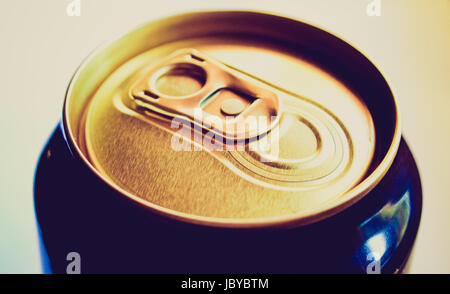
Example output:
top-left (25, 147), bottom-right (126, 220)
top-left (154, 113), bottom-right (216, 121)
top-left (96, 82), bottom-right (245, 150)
top-left (34, 124), bottom-right (421, 273)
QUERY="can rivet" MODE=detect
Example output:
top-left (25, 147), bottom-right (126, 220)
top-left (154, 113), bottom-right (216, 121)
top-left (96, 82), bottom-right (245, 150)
top-left (220, 98), bottom-right (245, 116)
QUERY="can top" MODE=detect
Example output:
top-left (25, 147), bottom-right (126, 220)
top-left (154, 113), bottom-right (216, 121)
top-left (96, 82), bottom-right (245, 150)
top-left (64, 11), bottom-right (400, 228)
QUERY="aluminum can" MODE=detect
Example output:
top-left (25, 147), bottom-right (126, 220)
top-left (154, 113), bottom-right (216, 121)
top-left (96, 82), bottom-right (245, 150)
top-left (34, 11), bottom-right (422, 274)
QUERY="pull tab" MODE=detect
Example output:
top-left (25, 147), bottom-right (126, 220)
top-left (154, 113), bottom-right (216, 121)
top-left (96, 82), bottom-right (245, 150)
top-left (130, 48), bottom-right (280, 141)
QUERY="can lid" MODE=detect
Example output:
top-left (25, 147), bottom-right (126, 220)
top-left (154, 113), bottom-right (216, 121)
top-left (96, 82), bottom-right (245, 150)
top-left (64, 11), bottom-right (400, 227)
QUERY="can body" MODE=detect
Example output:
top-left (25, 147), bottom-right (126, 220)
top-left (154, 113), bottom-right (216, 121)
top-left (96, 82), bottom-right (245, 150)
top-left (35, 12), bottom-right (422, 273)
top-left (35, 127), bottom-right (421, 273)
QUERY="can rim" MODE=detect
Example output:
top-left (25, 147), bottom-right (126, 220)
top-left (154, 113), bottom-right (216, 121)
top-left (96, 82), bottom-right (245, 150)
top-left (62, 10), bottom-right (401, 228)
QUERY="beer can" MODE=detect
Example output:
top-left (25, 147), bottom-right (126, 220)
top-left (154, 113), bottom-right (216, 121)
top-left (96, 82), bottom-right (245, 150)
top-left (34, 11), bottom-right (422, 273)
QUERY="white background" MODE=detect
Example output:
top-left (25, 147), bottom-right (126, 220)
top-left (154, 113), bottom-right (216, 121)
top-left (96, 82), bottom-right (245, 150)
top-left (0, 0), bottom-right (449, 273)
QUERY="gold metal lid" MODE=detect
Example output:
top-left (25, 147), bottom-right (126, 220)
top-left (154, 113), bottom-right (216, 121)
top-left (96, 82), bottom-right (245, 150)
top-left (63, 11), bottom-right (400, 228)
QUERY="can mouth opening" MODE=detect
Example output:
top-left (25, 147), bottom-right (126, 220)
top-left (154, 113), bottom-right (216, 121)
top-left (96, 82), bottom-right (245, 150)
top-left (63, 11), bottom-right (400, 228)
